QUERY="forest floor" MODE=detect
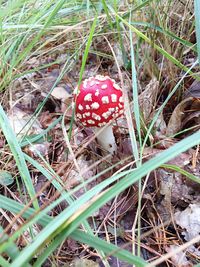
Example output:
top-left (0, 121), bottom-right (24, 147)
top-left (0, 1), bottom-right (200, 266)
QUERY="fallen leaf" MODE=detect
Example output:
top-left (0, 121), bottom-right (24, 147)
top-left (28, 142), bottom-right (50, 157)
top-left (65, 155), bottom-right (96, 190)
top-left (154, 112), bottom-right (167, 136)
top-left (157, 169), bottom-right (173, 221)
top-left (175, 204), bottom-right (200, 241)
top-left (166, 97), bottom-right (198, 136)
top-left (166, 245), bottom-right (192, 267)
top-left (139, 77), bottom-right (159, 122)
top-left (8, 107), bottom-right (42, 138)
top-left (184, 80), bottom-right (200, 99)
top-left (8, 107), bottom-right (50, 156)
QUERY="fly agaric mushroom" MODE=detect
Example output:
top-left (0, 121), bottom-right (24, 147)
top-left (74, 75), bottom-right (124, 154)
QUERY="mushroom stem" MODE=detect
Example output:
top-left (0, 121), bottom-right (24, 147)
top-left (94, 125), bottom-right (117, 154)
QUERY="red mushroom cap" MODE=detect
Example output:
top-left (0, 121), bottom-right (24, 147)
top-left (74, 75), bottom-right (124, 127)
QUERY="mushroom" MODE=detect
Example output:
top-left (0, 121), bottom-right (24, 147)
top-left (51, 86), bottom-right (71, 112)
top-left (74, 75), bottom-right (124, 154)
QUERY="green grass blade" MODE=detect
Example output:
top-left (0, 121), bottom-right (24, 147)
top-left (71, 230), bottom-right (147, 267)
top-left (0, 195), bottom-right (146, 267)
top-left (34, 228), bottom-right (146, 267)
top-left (162, 164), bottom-right (200, 184)
top-left (0, 256), bottom-right (10, 267)
top-left (0, 226), bottom-right (19, 260)
top-left (130, 21), bottom-right (196, 52)
top-left (129, 13), bottom-right (142, 153)
top-left (129, 12), bottom-right (142, 255)
top-left (24, 154), bottom-right (109, 265)
top-left (101, 0), bottom-right (113, 29)
top-left (0, 105), bottom-right (39, 210)
top-left (114, 12), bottom-right (199, 80)
top-left (69, 16), bottom-right (97, 139)
top-left (77, 16), bottom-right (97, 87)
top-left (141, 60), bottom-right (197, 153)
top-left (0, 226), bottom-right (32, 267)
top-left (20, 116), bottom-right (62, 147)
top-left (122, 0), bottom-right (153, 21)
top-left (12, 0), bottom-right (66, 69)
top-left (194, 0), bottom-right (200, 64)
top-left (8, 130), bottom-right (200, 266)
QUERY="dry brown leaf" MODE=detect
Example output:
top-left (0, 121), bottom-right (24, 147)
top-left (157, 168), bottom-right (174, 221)
top-left (139, 77), bottom-right (159, 122)
top-left (159, 169), bottom-right (173, 204)
top-left (184, 80), bottom-right (200, 99)
top-left (166, 97), bottom-right (196, 136)
top-left (66, 155), bottom-right (95, 189)
top-left (154, 112), bottom-right (167, 136)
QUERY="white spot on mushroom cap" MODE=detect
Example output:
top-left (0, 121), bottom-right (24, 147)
top-left (102, 96), bottom-right (109, 104)
top-left (86, 105), bottom-right (90, 110)
top-left (87, 119), bottom-right (95, 125)
top-left (85, 112), bottom-right (91, 117)
top-left (95, 89), bottom-right (100, 96)
top-left (102, 110), bottom-right (112, 119)
top-left (76, 113), bottom-right (82, 119)
top-left (119, 96), bottom-right (123, 103)
top-left (92, 113), bottom-right (101, 121)
top-left (113, 83), bottom-right (121, 91)
top-left (84, 93), bottom-right (92, 101)
top-left (119, 103), bottom-right (123, 108)
top-left (112, 112), bottom-right (119, 118)
top-left (83, 79), bottom-right (89, 89)
top-left (111, 94), bottom-right (117, 103)
top-left (90, 81), bottom-right (96, 86)
top-left (78, 104), bottom-right (83, 111)
top-left (91, 102), bottom-right (100, 109)
top-left (98, 122), bottom-right (107, 127)
top-left (95, 75), bottom-right (109, 81)
top-left (101, 84), bottom-right (107, 89)
top-left (108, 108), bottom-right (115, 113)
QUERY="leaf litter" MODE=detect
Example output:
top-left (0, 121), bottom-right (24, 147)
top-left (1, 14), bottom-right (200, 267)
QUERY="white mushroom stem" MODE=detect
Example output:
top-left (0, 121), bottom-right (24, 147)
top-left (93, 125), bottom-right (117, 154)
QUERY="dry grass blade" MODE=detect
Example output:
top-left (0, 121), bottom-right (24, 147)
top-left (1, 0), bottom-right (200, 266)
